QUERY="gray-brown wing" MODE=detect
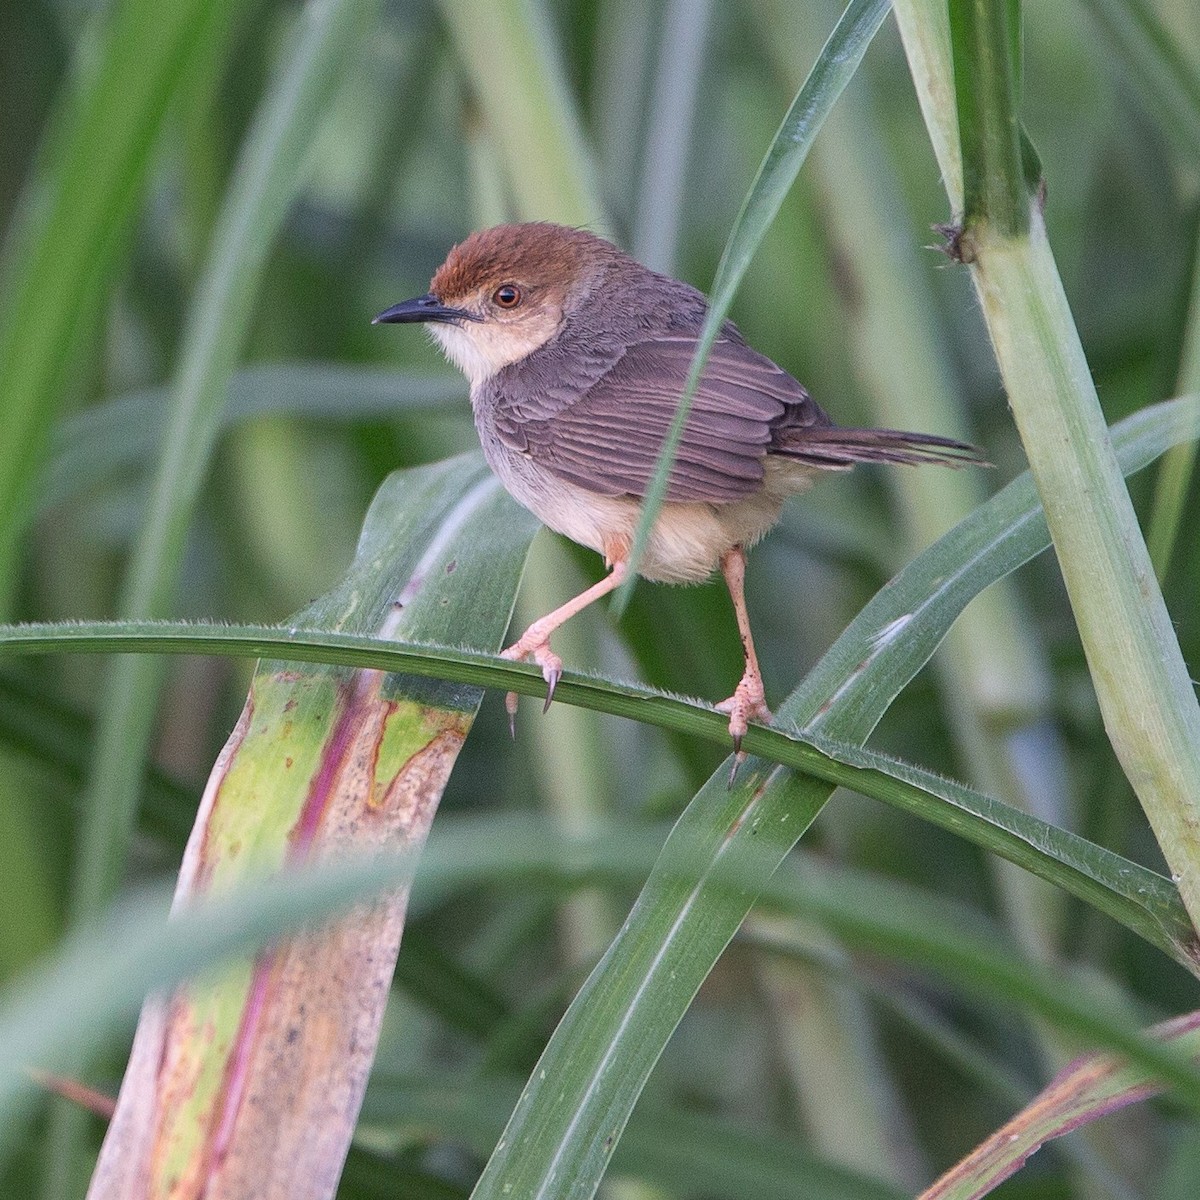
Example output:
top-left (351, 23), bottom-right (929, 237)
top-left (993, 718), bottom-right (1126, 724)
top-left (490, 335), bottom-right (830, 502)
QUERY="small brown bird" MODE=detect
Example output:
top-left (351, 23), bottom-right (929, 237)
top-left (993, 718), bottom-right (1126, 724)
top-left (375, 223), bottom-right (979, 753)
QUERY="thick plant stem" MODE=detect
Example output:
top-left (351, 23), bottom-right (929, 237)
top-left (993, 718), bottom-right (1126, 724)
top-left (969, 220), bottom-right (1200, 915)
top-left (895, 0), bottom-right (1200, 931)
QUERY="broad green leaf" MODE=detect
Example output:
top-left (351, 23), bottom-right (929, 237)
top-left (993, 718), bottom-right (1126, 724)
top-left (87, 456), bottom-right (538, 1198)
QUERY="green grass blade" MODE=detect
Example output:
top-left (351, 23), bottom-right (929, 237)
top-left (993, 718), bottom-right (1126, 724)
top-left (0, 0), bottom-right (242, 610)
top-left (615, 0), bottom-right (892, 609)
top-left (361, 1073), bottom-right (906, 1200)
top-left (806, 734), bottom-right (1196, 968)
top-left (1077, 0), bottom-right (1200, 161)
top-left (39, 365), bottom-right (462, 513)
top-left (437, 0), bottom-right (606, 229)
top-left (406, 819), bottom-right (1200, 1114)
top-left (1, 612), bottom-right (1191, 968)
top-left (70, 0), bottom-right (383, 931)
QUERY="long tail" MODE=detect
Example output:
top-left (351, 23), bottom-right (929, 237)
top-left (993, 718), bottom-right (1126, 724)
top-left (776, 425), bottom-right (987, 470)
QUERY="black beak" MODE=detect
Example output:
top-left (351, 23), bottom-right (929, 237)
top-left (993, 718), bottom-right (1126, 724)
top-left (372, 293), bottom-right (475, 325)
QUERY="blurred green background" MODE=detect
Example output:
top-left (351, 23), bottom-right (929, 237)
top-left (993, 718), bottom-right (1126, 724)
top-left (1, 0), bottom-right (1199, 1196)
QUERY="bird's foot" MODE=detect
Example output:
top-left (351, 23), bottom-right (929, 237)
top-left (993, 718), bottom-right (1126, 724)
top-left (501, 636), bottom-right (563, 735)
top-left (715, 674), bottom-right (772, 783)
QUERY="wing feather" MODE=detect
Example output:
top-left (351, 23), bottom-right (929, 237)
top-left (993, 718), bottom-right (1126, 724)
top-left (489, 334), bottom-right (827, 502)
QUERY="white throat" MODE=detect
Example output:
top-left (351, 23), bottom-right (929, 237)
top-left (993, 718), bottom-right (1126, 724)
top-left (429, 324), bottom-right (501, 389)
top-left (429, 314), bottom-right (561, 390)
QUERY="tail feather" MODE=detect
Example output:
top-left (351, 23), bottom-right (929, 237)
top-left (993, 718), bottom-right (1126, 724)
top-left (776, 425), bottom-right (986, 470)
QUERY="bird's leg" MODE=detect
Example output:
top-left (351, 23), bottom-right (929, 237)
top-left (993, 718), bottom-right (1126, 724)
top-left (714, 545), bottom-right (772, 762)
top-left (502, 557), bottom-right (628, 731)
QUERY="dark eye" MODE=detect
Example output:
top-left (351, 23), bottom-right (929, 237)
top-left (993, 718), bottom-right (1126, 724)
top-left (493, 284), bottom-right (522, 309)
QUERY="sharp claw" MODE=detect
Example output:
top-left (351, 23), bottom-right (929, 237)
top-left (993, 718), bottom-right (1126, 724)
top-left (727, 755), bottom-right (741, 789)
top-left (542, 664), bottom-right (561, 713)
top-left (731, 729), bottom-right (743, 757)
top-left (505, 690), bottom-right (518, 739)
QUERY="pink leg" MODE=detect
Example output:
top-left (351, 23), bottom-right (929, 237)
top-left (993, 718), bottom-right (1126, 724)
top-left (714, 545), bottom-right (772, 758)
top-left (502, 559), bottom-right (628, 730)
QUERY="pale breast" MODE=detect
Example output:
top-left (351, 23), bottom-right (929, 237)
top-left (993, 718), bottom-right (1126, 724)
top-left (474, 402), bottom-right (791, 582)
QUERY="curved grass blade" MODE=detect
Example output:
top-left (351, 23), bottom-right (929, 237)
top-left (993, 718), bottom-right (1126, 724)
top-left (0, 0), bottom-right (242, 609)
top-left (405, 818), bottom-right (1200, 1112)
top-left (39, 365), bottom-right (462, 513)
top-left (802, 734), bottom-right (1197, 970)
top-left (0, 615), bottom-right (1191, 970)
top-left (71, 0), bottom-right (384, 937)
top-left (87, 456), bottom-right (538, 1198)
top-left (616, 0), bottom-right (892, 608)
top-left (5, 398), bottom-right (1198, 951)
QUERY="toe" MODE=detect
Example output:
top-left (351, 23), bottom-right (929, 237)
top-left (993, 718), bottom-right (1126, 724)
top-left (715, 674), bottom-right (771, 760)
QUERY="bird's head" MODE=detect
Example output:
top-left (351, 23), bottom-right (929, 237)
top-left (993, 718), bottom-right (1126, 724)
top-left (374, 222), bottom-right (619, 388)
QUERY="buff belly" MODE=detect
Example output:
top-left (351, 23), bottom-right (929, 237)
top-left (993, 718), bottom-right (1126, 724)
top-left (478, 435), bottom-right (822, 584)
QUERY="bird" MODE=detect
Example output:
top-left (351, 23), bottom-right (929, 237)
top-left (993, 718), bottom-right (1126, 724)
top-left (374, 222), bottom-right (981, 759)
